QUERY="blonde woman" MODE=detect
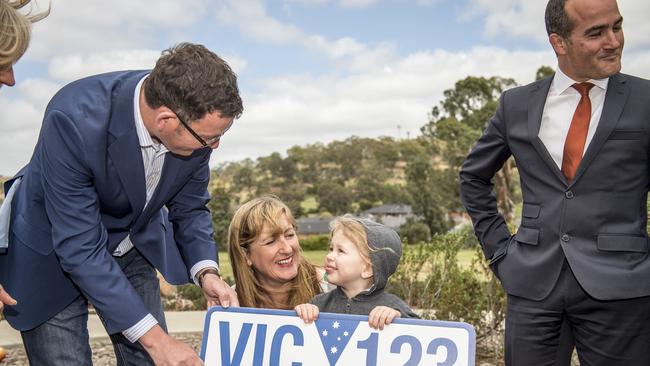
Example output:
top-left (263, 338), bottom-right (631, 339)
top-left (0, 0), bottom-right (49, 87)
top-left (228, 195), bottom-right (327, 309)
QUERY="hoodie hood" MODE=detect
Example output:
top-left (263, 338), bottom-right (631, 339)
top-left (353, 218), bottom-right (402, 293)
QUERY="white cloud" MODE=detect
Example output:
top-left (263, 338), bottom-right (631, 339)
top-left (215, 0), bottom-right (396, 71)
top-left (211, 46), bottom-right (557, 166)
top-left (216, 0), bottom-right (305, 44)
top-left (461, 1), bottom-right (547, 43)
top-left (285, 0), bottom-right (330, 6)
top-left (46, 50), bottom-right (247, 83)
top-left (26, 0), bottom-right (212, 60)
top-left (462, 0), bottom-right (650, 51)
top-left (338, 0), bottom-right (379, 8)
top-left (416, 0), bottom-right (440, 6)
top-left (618, 0), bottom-right (650, 49)
top-left (48, 50), bottom-right (161, 81)
top-left (284, 0), bottom-right (379, 8)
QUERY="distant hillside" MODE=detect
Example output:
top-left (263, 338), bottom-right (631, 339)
top-left (205, 134), bottom-right (461, 245)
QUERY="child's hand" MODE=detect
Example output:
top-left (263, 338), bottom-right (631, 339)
top-left (295, 303), bottom-right (320, 323)
top-left (368, 306), bottom-right (401, 330)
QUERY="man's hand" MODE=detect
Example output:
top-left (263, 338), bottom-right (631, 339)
top-left (200, 272), bottom-right (239, 308)
top-left (368, 306), bottom-right (400, 330)
top-left (0, 284), bottom-right (17, 313)
top-left (139, 325), bottom-right (203, 366)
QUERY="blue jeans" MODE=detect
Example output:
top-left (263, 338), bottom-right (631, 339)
top-left (21, 249), bottom-right (168, 365)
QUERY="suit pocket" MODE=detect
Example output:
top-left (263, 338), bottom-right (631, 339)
top-left (11, 213), bottom-right (54, 255)
top-left (522, 204), bottom-right (541, 219)
top-left (597, 234), bottom-right (648, 253)
top-left (608, 130), bottom-right (646, 140)
top-left (514, 227), bottom-right (540, 246)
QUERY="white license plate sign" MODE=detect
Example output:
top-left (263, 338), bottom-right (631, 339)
top-left (200, 307), bottom-right (475, 366)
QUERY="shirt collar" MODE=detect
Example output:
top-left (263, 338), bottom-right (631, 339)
top-left (552, 66), bottom-right (609, 95)
top-left (133, 75), bottom-right (168, 153)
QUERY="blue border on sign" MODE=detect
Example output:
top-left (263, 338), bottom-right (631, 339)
top-left (199, 306), bottom-right (476, 365)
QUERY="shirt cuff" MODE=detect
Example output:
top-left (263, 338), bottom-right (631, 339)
top-left (123, 313), bottom-right (158, 343)
top-left (190, 260), bottom-right (220, 286)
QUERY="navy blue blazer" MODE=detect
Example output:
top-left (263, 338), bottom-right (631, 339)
top-left (0, 71), bottom-right (218, 334)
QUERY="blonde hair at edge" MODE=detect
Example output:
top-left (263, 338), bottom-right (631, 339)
top-left (329, 216), bottom-right (373, 269)
top-left (228, 195), bottom-right (322, 309)
top-left (0, 0), bottom-right (49, 67)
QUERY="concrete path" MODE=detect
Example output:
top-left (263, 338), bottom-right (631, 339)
top-left (0, 311), bottom-right (207, 346)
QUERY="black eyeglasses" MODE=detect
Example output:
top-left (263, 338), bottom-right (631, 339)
top-left (176, 114), bottom-right (221, 147)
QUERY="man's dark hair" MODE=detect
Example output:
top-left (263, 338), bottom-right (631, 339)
top-left (545, 0), bottom-right (573, 38)
top-left (144, 42), bottom-right (243, 123)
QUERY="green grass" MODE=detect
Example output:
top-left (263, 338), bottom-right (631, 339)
top-left (217, 249), bottom-right (476, 280)
top-left (300, 196), bottom-right (319, 212)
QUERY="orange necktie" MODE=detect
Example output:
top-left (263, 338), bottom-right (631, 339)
top-left (561, 82), bottom-right (594, 182)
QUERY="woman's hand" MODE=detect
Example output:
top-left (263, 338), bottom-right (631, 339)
top-left (294, 303), bottom-right (319, 323)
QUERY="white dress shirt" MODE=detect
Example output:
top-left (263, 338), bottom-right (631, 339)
top-left (120, 76), bottom-right (218, 342)
top-left (538, 67), bottom-right (609, 169)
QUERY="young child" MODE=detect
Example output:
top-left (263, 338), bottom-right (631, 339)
top-left (295, 215), bottom-right (419, 330)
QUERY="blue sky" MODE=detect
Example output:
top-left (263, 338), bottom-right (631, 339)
top-left (1, 0), bottom-right (649, 174)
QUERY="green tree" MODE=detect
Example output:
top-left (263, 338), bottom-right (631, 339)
top-left (536, 65), bottom-right (555, 80)
top-left (207, 187), bottom-right (232, 250)
top-left (317, 181), bottom-right (352, 215)
top-left (405, 154), bottom-right (452, 234)
top-left (398, 217), bottom-right (431, 244)
top-left (419, 76), bottom-right (520, 225)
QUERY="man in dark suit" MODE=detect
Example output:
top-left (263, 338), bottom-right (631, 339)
top-left (0, 43), bottom-right (242, 365)
top-left (460, 0), bottom-right (650, 364)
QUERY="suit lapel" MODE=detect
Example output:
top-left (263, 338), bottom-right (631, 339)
top-left (107, 72), bottom-right (148, 217)
top-left (134, 153), bottom-right (182, 230)
top-left (569, 73), bottom-right (629, 187)
top-left (527, 77), bottom-right (569, 185)
top-left (132, 149), bottom-right (209, 232)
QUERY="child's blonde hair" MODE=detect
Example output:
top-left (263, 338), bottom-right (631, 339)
top-left (330, 215), bottom-right (374, 268)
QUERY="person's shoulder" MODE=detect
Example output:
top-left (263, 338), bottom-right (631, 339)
top-left (506, 76), bottom-right (552, 98)
top-left (615, 72), bottom-right (650, 87)
top-left (50, 70), bottom-right (148, 109)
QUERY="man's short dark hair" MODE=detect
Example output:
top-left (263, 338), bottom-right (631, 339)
top-left (545, 0), bottom-right (573, 38)
top-left (144, 42), bottom-right (243, 123)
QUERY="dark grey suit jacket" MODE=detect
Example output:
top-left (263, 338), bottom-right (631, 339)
top-left (460, 73), bottom-right (650, 301)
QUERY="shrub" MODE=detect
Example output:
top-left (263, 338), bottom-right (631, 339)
top-left (386, 232), bottom-right (506, 362)
top-left (175, 284), bottom-right (207, 310)
top-left (299, 234), bottom-right (329, 251)
top-left (398, 217), bottom-right (431, 244)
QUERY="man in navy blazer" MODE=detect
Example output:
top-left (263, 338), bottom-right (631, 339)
top-left (460, 0), bottom-right (650, 365)
top-left (0, 43), bottom-right (242, 365)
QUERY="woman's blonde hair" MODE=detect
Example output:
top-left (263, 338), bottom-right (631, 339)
top-left (0, 0), bottom-right (49, 67)
top-left (228, 195), bottom-right (322, 309)
top-left (329, 215), bottom-right (372, 267)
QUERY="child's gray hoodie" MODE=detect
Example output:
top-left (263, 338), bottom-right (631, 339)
top-left (310, 218), bottom-right (419, 318)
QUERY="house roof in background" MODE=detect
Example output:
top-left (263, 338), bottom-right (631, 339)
top-left (297, 217), bottom-right (332, 235)
top-left (362, 204), bottom-right (412, 215)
